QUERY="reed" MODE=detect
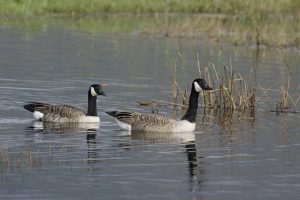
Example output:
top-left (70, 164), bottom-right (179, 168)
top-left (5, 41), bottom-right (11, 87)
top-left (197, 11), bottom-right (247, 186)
top-left (275, 59), bottom-right (300, 113)
top-left (171, 49), bottom-right (300, 117)
top-left (171, 51), bottom-right (258, 118)
top-left (280, 60), bottom-right (291, 109)
top-left (172, 61), bottom-right (178, 108)
top-left (203, 63), bottom-right (256, 114)
top-left (0, 145), bottom-right (68, 171)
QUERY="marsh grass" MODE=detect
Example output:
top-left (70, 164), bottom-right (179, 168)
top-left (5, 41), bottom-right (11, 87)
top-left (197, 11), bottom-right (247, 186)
top-left (0, 145), bottom-right (83, 172)
top-left (272, 60), bottom-right (300, 113)
top-left (0, 148), bottom-right (41, 171)
top-left (171, 50), bottom-right (257, 119)
top-left (0, 0), bottom-right (299, 47)
top-left (277, 40), bottom-right (300, 112)
top-left (258, 41), bottom-right (300, 114)
top-left (172, 48), bottom-right (299, 118)
top-left (280, 60), bottom-right (292, 110)
top-left (156, 13), bottom-right (299, 47)
top-left (1, 0), bottom-right (299, 16)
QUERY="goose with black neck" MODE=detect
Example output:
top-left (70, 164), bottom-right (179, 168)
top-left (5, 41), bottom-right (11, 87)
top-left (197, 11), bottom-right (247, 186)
top-left (106, 78), bottom-right (213, 133)
top-left (23, 84), bottom-right (106, 123)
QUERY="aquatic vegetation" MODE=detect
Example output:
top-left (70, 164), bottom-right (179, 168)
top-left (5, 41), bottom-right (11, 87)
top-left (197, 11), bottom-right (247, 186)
top-left (268, 60), bottom-right (300, 114)
top-left (169, 49), bottom-right (299, 117)
top-left (0, 0), bottom-right (299, 47)
top-left (0, 0), bottom-right (299, 16)
top-left (258, 42), bottom-right (300, 114)
top-left (0, 147), bottom-right (41, 171)
top-left (0, 144), bottom-right (92, 172)
top-left (170, 50), bottom-right (256, 111)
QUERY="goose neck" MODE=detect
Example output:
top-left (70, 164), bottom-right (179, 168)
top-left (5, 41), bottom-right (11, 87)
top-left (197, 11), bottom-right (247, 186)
top-left (87, 93), bottom-right (98, 116)
top-left (181, 87), bottom-right (199, 123)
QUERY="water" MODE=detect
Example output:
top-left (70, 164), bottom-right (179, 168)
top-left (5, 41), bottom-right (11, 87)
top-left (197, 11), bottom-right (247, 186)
top-left (0, 25), bottom-right (300, 200)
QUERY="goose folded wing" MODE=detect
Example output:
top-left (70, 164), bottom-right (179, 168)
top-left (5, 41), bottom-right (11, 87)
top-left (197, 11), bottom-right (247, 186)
top-left (131, 113), bottom-right (175, 132)
top-left (36, 104), bottom-right (86, 118)
top-left (136, 113), bottom-right (172, 126)
top-left (106, 111), bottom-right (173, 128)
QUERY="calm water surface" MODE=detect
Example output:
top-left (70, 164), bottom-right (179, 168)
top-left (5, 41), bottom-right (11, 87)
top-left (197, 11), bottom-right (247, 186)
top-left (0, 26), bottom-right (299, 200)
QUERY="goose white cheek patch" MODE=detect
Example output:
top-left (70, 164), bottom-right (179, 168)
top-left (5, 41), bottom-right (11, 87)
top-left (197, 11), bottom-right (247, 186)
top-left (90, 87), bottom-right (97, 96)
top-left (194, 82), bottom-right (202, 92)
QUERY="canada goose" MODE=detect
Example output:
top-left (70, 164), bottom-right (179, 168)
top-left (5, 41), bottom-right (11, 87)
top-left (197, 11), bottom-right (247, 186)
top-left (106, 78), bottom-right (213, 133)
top-left (23, 84), bottom-right (106, 123)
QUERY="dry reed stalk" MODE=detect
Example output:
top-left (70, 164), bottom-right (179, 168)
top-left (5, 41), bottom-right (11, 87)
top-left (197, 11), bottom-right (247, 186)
top-left (183, 88), bottom-right (189, 105)
top-left (171, 50), bottom-right (267, 118)
top-left (138, 101), bottom-right (161, 106)
top-left (175, 81), bottom-right (188, 105)
top-left (204, 61), bottom-right (257, 113)
top-left (196, 51), bottom-right (207, 108)
top-left (280, 59), bottom-right (292, 109)
top-left (281, 72), bottom-right (289, 109)
top-left (294, 84), bottom-right (300, 106)
top-left (172, 61), bottom-right (178, 107)
top-left (273, 44), bottom-right (300, 113)
top-left (204, 67), bottom-right (213, 106)
top-left (157, 100), bottom-right (188, 108)
top-left (257, 84), bottom-right (272, 110)
top-left (196, 51), bottom-right (202, 77)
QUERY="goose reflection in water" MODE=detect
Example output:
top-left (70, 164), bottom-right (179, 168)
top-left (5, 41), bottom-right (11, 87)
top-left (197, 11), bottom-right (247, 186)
top-left (86, 132), bottom-right (98, 164)
top-left (25, 122), bottom-right (205, 192)
top-left (25, 121), bottom-right (100, 165)
top-left (130, 131), bottom-right (196, 143)
top-left (130, 131), bottom-right (205, 192)
top-left (27, 121), bottom-right (100, 134)
top-left (185, 141), bottom-right (205, 193)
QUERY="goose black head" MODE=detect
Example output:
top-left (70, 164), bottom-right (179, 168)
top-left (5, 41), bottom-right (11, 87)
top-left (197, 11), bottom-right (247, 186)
top-left (193, 78), bottom-right (213, 92)
top-left (89, 84), bottom-right (106, 97)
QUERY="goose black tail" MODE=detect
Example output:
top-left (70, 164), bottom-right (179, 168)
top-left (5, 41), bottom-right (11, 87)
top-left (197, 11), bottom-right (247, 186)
top-left (105, 111), bottom-right (118, 117)
top-left (23, 102), bottom-right (45, 112)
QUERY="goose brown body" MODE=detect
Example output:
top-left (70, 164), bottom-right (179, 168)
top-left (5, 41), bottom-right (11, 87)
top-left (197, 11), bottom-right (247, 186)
top-left (106, 111), bottom-right (178, 132)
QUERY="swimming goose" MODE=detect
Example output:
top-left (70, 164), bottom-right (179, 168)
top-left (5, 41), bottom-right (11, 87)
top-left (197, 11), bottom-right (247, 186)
top-left (106, 78), bottom-right (213, 133)
top-left (23, 84), bottom-right (106, 123)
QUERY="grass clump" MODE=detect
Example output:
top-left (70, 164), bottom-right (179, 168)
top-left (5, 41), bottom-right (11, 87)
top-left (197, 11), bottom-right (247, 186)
top-left (270, 59), bottom-right (300, 114)
top-left (202, 63), bottom-right (256, 113)
top-left (171, 50), bottom-right (257, 117)
top-left (0, 0), bottom-right (299, 47)
top-left (171, 48), bottom-right (299, 118)
top-left (1, 0), bottom-right (299, 16)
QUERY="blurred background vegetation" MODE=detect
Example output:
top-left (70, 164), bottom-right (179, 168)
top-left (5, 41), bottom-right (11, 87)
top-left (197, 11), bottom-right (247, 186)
top-left (0, 0), bottom-right (299, 47)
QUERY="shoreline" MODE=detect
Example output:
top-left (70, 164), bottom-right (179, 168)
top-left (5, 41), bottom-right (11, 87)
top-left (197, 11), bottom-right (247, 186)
top-left (0, 13), bottom-right (299, 48)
